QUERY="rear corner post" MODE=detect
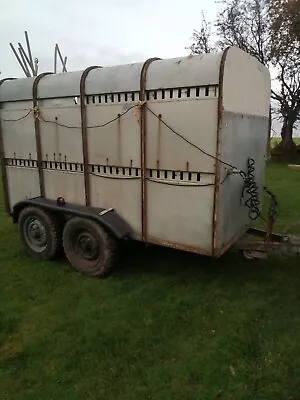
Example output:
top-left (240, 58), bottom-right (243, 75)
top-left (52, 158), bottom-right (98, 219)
top-left (212, 47), bottom-right (230, 256)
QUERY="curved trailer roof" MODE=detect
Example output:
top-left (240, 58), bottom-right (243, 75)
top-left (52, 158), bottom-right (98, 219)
top-left (0, 47), bottom-right (270, 117)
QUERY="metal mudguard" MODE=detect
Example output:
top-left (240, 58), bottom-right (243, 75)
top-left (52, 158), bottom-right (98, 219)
top-left (12, 197), bottom-right (133, 240)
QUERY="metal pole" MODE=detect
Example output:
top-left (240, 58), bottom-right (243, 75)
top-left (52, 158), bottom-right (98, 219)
top-left (9, 43), bottom-right (30, 77)
top-left (56, 44), bottom-right (65, 66)
top-left (24, 31), bottom-right (34, 74)
top-left (62, 56), bottom-right (68, 72)
top-left (18, 42), bottom-right (35, 75)
top-left (34, 58), bottom-right (39, 76)
top-left (18, 47), bottom-right (31, 77)
top-left (54, 44), bottom-right (58, 74)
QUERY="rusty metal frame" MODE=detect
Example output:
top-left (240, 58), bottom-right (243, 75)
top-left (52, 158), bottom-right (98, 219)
top-left (139, 57), bottom-right (161, 242)
top-left (32, 72), bottom-right (53, 197)
top-left (147, 236), bottom-right (213, 256)
top-left (80, 66), bottom-right (102, 207)
top-left (0, 78), bottom-right (16, 214)
top-left (235, 229), bottom-right (300, 255)
top-left (212, 47), bottom-right (231, 256)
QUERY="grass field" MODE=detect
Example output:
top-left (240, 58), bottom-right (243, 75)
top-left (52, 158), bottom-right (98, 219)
top-left (1, 163), bottom-right (300, 400)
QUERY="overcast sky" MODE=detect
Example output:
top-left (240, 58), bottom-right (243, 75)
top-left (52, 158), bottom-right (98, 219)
top-left (0, 0), bottom-right (221, 78)
top-left (1, 0), bottom-right (296, 136)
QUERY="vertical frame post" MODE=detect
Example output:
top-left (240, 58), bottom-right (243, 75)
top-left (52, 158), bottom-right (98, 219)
top-left (212, 47), bottom-right (230, 256)
top-left (80, 66), bottom-right (102, 207)
top-left (32, 72), bottom-right (53, 197)
top-left (139, 57), bottom-right (160, 242)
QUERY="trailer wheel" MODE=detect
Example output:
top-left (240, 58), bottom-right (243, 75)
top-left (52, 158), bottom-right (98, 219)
top-left (62, 217), bottom-right (117, 277)
top-left (240, 249), bottom-right (267, 260)
top-left (19, 206), bottom-right (62, 260)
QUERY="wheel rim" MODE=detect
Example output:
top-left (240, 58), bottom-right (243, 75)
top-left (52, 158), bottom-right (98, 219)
top-left (243, 250), bottom-right (255, 260)
top-left (71, 229), bottom-right (100, 262)
top-left (23, 216), bottom-right (47, 253)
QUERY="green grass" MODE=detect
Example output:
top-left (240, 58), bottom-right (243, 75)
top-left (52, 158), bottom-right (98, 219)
top-left (1, 163), bottom-right (300, 400)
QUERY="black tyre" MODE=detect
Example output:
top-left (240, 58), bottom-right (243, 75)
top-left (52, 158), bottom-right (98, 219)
top-left (62, 217), bottom-right (117, 277)
top-left (19, 206), bottom-right (62, 260)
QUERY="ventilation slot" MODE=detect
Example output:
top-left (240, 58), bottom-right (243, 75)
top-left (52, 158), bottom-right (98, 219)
top-left (5, 158), bottom-right (37, 168)
top-left (145, 169), bottom-right (206, 184)
top-left (5, 159), bottom-right (209, 184)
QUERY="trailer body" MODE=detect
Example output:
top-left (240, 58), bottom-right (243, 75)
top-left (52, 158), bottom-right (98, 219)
top-left (0, 47), bottom-right (271, 259)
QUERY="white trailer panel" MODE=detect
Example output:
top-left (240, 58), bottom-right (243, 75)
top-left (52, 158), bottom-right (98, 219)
top-left (0, 47), bottom-right (271, 258)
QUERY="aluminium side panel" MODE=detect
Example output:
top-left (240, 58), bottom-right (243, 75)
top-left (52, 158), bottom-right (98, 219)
top-left (216, 47), bottom-right (271, 253)
top-left (37, 97), bottom-right (85, 205)
top-left (143, 54), bottom-right (221, 252)
top-left (0, 99), bottom-right (40, 212)
top-left (145, 99), bottom-right (218, 252)
top-left (85, 62), bottom-right (143, 235)
top-left (86, 97), bottom-right (143, 234)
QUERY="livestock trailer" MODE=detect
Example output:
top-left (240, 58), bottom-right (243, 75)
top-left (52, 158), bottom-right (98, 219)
top-left (1, 46), bottom-right (297, 277)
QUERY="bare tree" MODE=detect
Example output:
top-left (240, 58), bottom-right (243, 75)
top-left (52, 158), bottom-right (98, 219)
top-left (188, 12), bottom-right (217, 54)
top-left (187, 0), bottom-right (300, 156)
top-left (269, 0), bottom-right (300, 153)
top-left (216, 0), bottom-right (271, 65)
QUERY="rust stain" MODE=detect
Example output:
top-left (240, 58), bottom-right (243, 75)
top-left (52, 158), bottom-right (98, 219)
top-left (156, 113), bottom-right (162, 166)
top-left (55, 116), bottom-right (59, 155)
top-left (214, 224), bottom-right (250, 258)
top-left (117, 113), bottom-right (122, 165)
top-left (132, 105), bottom-right (140, 123)
top-left (147, 236), bottom-right (213, 256)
